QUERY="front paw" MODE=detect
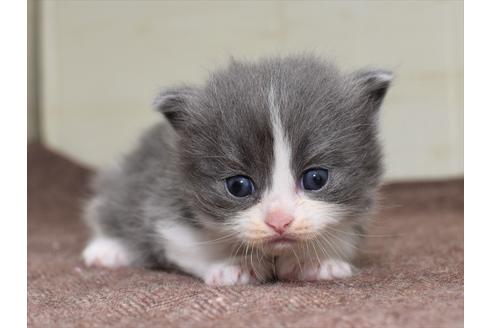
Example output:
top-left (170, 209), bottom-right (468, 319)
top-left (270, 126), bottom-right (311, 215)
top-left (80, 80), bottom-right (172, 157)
top-left (277, 258), bottom-right (353, 281)
top-left (204, 264), bottom-right (258, 286)
top-left (82, 238), bottom-right (131, 268)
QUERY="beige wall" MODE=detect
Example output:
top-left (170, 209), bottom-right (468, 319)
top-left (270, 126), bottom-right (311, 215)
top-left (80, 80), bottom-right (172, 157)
top-left (38, 0), bottom-right (463, 180)
top-left (28, 0), bottom-right (39, 141)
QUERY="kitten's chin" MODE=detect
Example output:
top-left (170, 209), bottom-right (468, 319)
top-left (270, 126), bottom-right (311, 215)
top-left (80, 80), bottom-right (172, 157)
top-left (265, 243), bottom-right (294, 255)
top-left (257, 236), bottom-right (298, 255)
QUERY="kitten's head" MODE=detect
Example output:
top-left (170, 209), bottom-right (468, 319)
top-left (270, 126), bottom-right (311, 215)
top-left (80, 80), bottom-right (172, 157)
top-left (155, 56), bottom-right (392, 254)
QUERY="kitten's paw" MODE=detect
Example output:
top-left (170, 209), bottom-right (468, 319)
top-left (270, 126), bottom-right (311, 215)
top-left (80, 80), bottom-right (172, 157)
top-left (82, 238), bottom-right (131, 268)
top-left (204, 264), bottom-right (258, 286)
top-left (301, 259), bottom-right (353, 281)
top-left (277, 258), bottom-right (352, 281)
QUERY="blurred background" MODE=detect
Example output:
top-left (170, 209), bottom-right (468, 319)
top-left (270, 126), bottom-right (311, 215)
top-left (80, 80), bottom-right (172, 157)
top-left (27, 0), bottom-right (463, 181)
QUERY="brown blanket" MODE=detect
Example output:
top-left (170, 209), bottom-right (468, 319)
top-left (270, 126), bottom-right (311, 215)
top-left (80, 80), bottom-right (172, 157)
top-left (27, 144), bottom-right (464, 327)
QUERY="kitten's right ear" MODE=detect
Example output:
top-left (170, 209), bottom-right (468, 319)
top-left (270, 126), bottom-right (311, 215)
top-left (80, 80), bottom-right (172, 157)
top-left (352, 69), bottom-right (393, 110)
top-left (153, 86), bottom-right (196, 130)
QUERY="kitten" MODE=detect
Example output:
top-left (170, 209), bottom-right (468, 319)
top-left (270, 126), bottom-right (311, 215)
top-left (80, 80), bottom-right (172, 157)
top-left (82, 55), bottom-right (392, 285)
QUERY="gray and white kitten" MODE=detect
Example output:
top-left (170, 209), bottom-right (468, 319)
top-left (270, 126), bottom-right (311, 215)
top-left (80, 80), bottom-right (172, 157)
top-left (82, 55), bottom-right (392, 285)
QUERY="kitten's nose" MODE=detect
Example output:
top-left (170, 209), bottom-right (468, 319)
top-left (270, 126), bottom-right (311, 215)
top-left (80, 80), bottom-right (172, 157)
top-left (265, 210), bottom-right (294, 235)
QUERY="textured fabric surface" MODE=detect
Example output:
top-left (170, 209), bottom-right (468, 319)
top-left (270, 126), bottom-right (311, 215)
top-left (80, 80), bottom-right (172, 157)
top-left (27, 144), bottom-right (464, 328)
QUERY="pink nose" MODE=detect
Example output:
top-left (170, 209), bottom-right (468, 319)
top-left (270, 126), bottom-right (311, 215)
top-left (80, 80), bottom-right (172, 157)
top-left (265, 210), bottom-right (294, 235)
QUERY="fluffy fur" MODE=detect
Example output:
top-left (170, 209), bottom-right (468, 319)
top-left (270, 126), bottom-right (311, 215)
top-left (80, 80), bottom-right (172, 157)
top-left (82, 55), bottom-right (392, 285)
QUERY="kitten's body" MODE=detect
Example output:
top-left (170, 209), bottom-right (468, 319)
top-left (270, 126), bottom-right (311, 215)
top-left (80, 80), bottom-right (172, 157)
top-left (83, 56), bottom-right (391, 285)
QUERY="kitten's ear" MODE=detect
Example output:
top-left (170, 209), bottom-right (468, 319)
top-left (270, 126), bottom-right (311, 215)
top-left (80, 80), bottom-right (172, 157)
top-left (352, 69), bottom-right (393, 110)
top-left (153, 86), bottom-right (197, 130)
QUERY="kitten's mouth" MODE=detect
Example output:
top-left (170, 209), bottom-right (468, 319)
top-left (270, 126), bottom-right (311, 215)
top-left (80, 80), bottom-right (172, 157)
top-left (267, 236), bottom-right (296, 244)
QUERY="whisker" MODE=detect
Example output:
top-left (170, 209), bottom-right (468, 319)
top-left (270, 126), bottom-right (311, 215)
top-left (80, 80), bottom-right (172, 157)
top-left (254, 245), bottom-right (265, 281)
top-left (309, 239), bottom-right (322, 267)
top-left (189, 232), bottom-right (240, 245)
top-left (229, 241), bottom-right (243, 263)
top-left (313, 237), bottom-right (330, 261)
top-left (318, 233), bottom-right (350, 263)
top-left (325, 225), bottom-right (399, 238)
top-left (249, 242), bottom-right (262, 281)
top-left (322, 230), bottom-right (361, 252)
top-left (291, 248), bottom-right (303, 277)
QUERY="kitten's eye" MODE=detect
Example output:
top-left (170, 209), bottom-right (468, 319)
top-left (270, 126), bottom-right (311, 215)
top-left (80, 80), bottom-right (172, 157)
top-left (301, 168), bottom-right (329, 191)
top-left (225, 175), bottom-right (254, 198)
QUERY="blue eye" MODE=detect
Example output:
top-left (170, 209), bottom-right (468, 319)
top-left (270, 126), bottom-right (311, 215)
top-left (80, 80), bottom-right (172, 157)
top-left (225, 175), bottom-right (254, 198)
top-left (301, 168), bottom-right (329, 191)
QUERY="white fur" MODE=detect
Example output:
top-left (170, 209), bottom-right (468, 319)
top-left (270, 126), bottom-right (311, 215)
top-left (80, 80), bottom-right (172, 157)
top-left (277, 257), bottom-right (353, 281)
top-left (204, 263), bottom-right (256, 286)
top-left (266, 86), bottom-right (297, 213)
top-left (293, 199), bottom-right (346, 231)
top-left (156, 221), bottom-right (272, 285)
top-left (82, 238), bottom-right (132, 268)
top-left (157, 222), bottom-right (228, 275)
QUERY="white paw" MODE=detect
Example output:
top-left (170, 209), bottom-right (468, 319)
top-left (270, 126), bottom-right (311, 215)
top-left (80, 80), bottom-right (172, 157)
top-left (277, 258), bottom-right (353, 281)
top-left (301, 259), bottom-right (353, 281)
top-left (204, 264), bottom-right (257, 286)
top-left (82, 238), bottom-right (131, 268)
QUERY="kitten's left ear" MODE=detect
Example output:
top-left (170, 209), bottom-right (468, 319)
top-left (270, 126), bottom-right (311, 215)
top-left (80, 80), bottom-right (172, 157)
top-left (153, 86), bottom-right (197, 131)
top-left (352, 69), bottom-right (393, 110)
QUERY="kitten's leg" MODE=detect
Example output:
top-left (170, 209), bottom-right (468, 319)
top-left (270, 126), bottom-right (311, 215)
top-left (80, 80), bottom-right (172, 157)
top-left (82, 237), bottom-right (133, 268)
top-left (82, 194), bottom-right (135, 268)
top-left (165, 246), bottom-right (273, 286)
top-left (158, 223), bottom-right (273, 286)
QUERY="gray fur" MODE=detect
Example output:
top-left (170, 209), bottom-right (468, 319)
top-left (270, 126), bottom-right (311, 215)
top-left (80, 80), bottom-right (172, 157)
top-left (84, 55), bottom-right (391, 269)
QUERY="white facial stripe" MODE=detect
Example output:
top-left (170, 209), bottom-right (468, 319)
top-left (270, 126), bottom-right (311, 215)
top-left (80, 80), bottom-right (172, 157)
top-left (266, 86), bottom-right (296, 211)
